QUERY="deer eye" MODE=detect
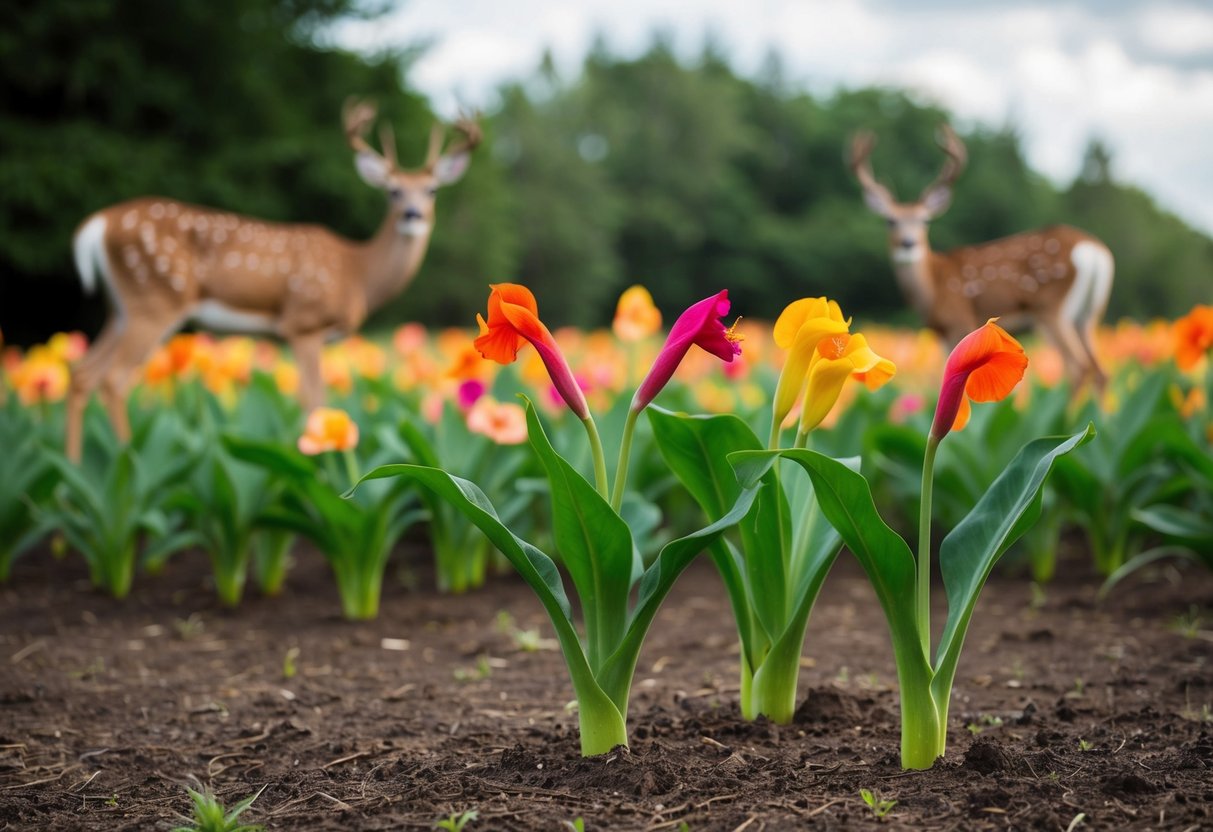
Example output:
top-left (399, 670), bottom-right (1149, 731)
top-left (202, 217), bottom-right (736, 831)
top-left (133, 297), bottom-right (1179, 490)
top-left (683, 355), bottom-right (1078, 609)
top-left (388, 186), bottom-right (403, 199)
top-left (885, 218), bottom-right (896, 227)
top-left (426, 186), bottom-right (438, 197)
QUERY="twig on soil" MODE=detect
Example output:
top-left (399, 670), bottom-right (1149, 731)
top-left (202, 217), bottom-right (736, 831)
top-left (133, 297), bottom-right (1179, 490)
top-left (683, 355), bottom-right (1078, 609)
top-left (10, 639), bottom-right (46, 663)
top-left (323, 749), bottom-right (373, 769)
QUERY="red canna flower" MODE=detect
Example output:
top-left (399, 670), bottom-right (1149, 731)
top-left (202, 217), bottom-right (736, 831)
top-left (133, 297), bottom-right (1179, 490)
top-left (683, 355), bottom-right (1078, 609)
top-left (1174, 304), bottom-right (1213, 371)
top-left (930, 319), bottom-right (1028, 440)
top-left (474, 283), bottom-right (590, 420)
top-left (631, 290), bottom-right (742, 412)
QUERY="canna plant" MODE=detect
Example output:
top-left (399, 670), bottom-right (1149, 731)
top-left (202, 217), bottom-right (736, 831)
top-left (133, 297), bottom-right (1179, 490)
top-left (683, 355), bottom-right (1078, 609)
top-left (0, 398), bottom-right (59, 581)
top-left (225, 407), bottom-right (424, 619)
top-left (732, 320), bottom-right (1094, 768)
top-left (41, 410), bottom-right (201, 598)
top-left (353, 284), bottom-right (758, 755)
top-left (651, 296), bottom-right (898, 723)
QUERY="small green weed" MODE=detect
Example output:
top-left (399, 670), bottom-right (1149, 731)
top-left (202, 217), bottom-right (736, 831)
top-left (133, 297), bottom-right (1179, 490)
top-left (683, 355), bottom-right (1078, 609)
top-left (435, 809), bottom-right (478, 831)
top-left (170, 784), bottom-right (265, 832)
top-left (859, 787), bottom-right (897, 818)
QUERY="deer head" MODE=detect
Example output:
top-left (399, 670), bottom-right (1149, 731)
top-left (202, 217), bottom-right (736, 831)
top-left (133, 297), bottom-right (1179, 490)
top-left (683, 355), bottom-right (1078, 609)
top-left (343, 98), bottom-right (481, 238)
top-left (850, 124), bottom-right (968, 264)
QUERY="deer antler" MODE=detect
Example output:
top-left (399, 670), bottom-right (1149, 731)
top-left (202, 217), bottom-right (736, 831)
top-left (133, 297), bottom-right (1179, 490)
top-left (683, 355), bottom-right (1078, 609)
top-left (424, 111), bottom-right (483, 171)
top-left (921, 123), bottom-right (967, 198)
top-left (342, 97), bottom-right (393, 169)
top-left (850, 130), bottom-right (896, 206)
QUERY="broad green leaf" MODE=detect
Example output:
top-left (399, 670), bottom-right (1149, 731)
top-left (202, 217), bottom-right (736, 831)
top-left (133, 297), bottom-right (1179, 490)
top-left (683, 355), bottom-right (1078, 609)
top-left (1132, 505), bottom-right (1213, 546)
top-left (351, 464), bottom-right (593, 685)
top-left (524, 402), bottom-right (634, 672)
top-left (597, 482), bottom-right (760, 707)
top-left (222, 435), bottom-right (316, 480)
top-left (933, 425), bottom-right (1095, 699)
top-left (733, 448), bottom-right (926, 672)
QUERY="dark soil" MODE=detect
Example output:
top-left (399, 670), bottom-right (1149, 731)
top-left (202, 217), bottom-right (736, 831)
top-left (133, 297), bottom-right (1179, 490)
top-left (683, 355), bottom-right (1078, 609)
top-left (2, 545), bottom-right (1211, 831)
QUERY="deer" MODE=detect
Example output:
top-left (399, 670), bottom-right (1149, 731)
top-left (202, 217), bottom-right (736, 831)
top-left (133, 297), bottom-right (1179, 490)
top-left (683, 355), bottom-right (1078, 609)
top-left (850, 124), bottom-right (1114, 394)
top-left (66, 99), bottom-right (480, 460)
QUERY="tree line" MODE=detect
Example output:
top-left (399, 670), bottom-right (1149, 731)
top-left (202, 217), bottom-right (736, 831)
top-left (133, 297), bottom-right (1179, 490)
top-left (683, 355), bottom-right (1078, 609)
top-left (2, 0), bottom-right (1209, 345)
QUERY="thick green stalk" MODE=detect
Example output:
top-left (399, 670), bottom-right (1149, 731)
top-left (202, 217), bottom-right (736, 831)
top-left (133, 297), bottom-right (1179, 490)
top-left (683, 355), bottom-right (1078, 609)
top-left (610, 409), bottom-right (640, 511)
top-left (252, 531), bottom-right (292, 596)
top-left (582, 417), bottom-right (610, 499)
top-left (746, 639), bottom-right (802, 724)
top-left (336, 561), bottom-right (382, 620)
top-left (917, 438), bottom-right (939, 658)
top-left (575, 682), bottom-right (630, 756)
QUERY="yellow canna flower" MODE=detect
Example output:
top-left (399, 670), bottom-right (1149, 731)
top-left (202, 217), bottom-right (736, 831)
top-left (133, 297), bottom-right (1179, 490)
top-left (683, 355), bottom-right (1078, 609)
top-left (298, 407), bottom-right (359, 455)
top-left (613, 285), bottom-right (663, 342)
top-left (771, 297), bottom-right (850, 432)
top-left (799, 332), bottom-right (896, 435)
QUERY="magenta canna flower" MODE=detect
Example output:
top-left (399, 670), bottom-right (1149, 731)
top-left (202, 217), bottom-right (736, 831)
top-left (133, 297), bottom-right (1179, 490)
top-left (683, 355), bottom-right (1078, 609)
top-left (630, 290), bottom-right (742, 412)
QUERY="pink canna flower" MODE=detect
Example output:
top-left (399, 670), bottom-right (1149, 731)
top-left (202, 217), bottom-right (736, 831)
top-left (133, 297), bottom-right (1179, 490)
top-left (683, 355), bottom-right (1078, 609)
top-left (631, 290), bottom-right (742, 412)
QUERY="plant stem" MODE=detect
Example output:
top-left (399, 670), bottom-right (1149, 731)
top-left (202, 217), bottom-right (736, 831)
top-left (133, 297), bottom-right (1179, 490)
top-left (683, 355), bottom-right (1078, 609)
top-left (917, 437), bottom-right (939, 659)
top-left (574, 680), bottom-right (630, 756)
top-left (342, 449), bottom-right (361, 491)
top-left (610, 409), bottom-right (640, 511)
top-left (582, 416), bottom-right (610, 500)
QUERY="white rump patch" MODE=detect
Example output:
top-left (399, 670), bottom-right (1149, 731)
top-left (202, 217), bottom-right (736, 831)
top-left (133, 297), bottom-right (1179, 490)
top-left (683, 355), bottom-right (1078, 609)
top-left (1066, 241), bottom-right (1114, 327)
top-left (72, 215), bottom-right (111, 296)
top-left (189, 300), bottom-right (278, 335)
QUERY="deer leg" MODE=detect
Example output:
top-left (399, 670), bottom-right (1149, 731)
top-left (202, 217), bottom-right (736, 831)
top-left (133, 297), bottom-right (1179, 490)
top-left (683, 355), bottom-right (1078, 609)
top-left (97, 316), bottom-right (179, 444)
top-left (1038, 315), bottom-right (1090, 394)
top-left (289, 331), bottom-right (326, 414)
top-left (66, 319), bottom-right (127, 461)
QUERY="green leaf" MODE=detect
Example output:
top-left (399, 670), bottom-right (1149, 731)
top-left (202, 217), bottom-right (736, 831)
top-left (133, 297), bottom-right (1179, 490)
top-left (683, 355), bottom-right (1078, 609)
top-left (597, 482), bottom-right (761, 707)
top-left (733, 447), bottom-right (929, 690)
top-left (1132, 505), bottom-right (1213, 547)
top-left (222, 435), bottom-right (316, 480)
top-left (932, 425), bottom-right (1095, 699)
top-left (524, 402), bottom-right (634, 673)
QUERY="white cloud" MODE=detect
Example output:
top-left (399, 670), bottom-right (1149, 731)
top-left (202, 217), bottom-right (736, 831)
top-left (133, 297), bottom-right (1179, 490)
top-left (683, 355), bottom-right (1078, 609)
top-left (331, 0), bottom-right (1213, 234)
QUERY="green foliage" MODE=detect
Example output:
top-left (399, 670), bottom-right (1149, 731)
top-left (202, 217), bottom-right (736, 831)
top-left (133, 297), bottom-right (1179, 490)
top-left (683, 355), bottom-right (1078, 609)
top-left (859, 787), bottom-right (898, 818)
top-left (434, 809), bottom-right (478, 832)
top-left (40, 411), bottom-right (201, 598)
top-left (0, 398), bottom-right (59, 581)
top-left (4, 16), bottom-right (1211, 343)
top-left (171, 784), bottom-right (265, 832)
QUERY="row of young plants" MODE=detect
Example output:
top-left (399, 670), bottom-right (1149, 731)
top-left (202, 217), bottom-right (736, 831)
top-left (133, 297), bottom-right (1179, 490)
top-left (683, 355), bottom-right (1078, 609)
top-left (2, 294), bottom-right (1211, 769)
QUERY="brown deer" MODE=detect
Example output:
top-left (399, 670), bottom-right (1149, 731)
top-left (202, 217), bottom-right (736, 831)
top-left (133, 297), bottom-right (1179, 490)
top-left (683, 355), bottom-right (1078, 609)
top-left (850, 124), bottom-right (1113, 392)
top-left (66, 99), bottom-right (480, 460)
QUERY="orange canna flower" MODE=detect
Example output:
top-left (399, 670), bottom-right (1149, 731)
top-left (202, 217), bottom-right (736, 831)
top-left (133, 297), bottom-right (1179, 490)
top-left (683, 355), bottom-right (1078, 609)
top-left (15, 350), bottom-right (69, 405)
top-left (474, 283), bottom-right (589, 419)
top-left (298, 407), bottom-right (359, 455)
top-left (613, 285), bottom-right (663, 342)
top-left (466, 396), bottom-right (528, 445)
top-left (1174, 304), bottom-right (1213, 371)
top-left (930, 319), bottom-right (1028, 440)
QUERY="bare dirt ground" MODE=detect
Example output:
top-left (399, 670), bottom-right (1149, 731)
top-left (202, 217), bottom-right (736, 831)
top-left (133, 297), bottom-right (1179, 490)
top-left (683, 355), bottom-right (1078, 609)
top-left (2, 543), bottom-right (1211, 831)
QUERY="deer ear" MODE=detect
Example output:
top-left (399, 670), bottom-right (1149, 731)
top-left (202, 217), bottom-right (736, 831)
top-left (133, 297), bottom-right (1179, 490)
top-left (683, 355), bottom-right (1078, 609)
top-left (433, 151), bottom-right (470, 186)
top-left (921, 185), bottom-right (953, 218)
top-left (862, 188), bottom-right (895, 219)
top-left (355, 152), bottom-right (391, 188)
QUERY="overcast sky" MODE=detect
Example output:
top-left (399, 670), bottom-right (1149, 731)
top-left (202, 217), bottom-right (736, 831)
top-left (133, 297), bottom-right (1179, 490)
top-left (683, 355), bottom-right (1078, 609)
top-left (331, 0), bottom-right (1213, 235)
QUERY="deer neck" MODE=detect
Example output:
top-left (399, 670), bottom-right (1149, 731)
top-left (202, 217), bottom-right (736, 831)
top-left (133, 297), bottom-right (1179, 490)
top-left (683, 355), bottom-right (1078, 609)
top-left (359, 212), bottom-right (432, 313)
top-left (890, 245), bottom-right (938, 320)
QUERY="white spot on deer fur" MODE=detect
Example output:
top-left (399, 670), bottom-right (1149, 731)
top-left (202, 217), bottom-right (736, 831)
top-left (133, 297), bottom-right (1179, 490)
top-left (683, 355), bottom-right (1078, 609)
top-left (155, 255), bottom-right (170, 275)
top-left (189, 300), bottom-right (277, 335)
top-left (238, 227), bottom-right (253, 243)
top-left (178, 215), bottom-right (193, 232)
top-left (1044, 238), bottom-right (1060, 254)
top-left (223, 252), bottom-right (241, 269)
top-left (195, 216), bottom-right (209, 232)
top-left (963, 282), bottom-right (982, 297)
top-left (149, 203), bottom-right (165, 220)
top-left (213, 229), bottom-right (227, 244)
top-left (1020, 276), bottom-right (1038, 292)
top-left (122, 210), bottom-right (138, 230)
top-left (271, 237), bottom-right (285, 253)
top-left (171, 274), bottom-right (186, 292)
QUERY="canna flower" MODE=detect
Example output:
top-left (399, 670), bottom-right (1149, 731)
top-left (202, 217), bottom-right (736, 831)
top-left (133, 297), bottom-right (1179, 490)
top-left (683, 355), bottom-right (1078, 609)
top-left (15, 350), bottom-right (69, 405)
top-left (930, 319), bottom-right (1028, 441)
top-left (799, 333), bottom-right (896, 434)
top-left (771, 297), bottom-right (851, 430)
top-left (457, 378), bottom-right (487, 410)
top-left (298, 407), bottom-right (359, 455)
top-left (613, 285), bottom-right (663, 342)
top-left (474, 283), bottom-right (589, 420)
top-left (1174, 304), bottom-right (1213, 371)
top-left (466, 396), bottom-right (528, 444)
top-left (631, 290), bottom-right (742, 412)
